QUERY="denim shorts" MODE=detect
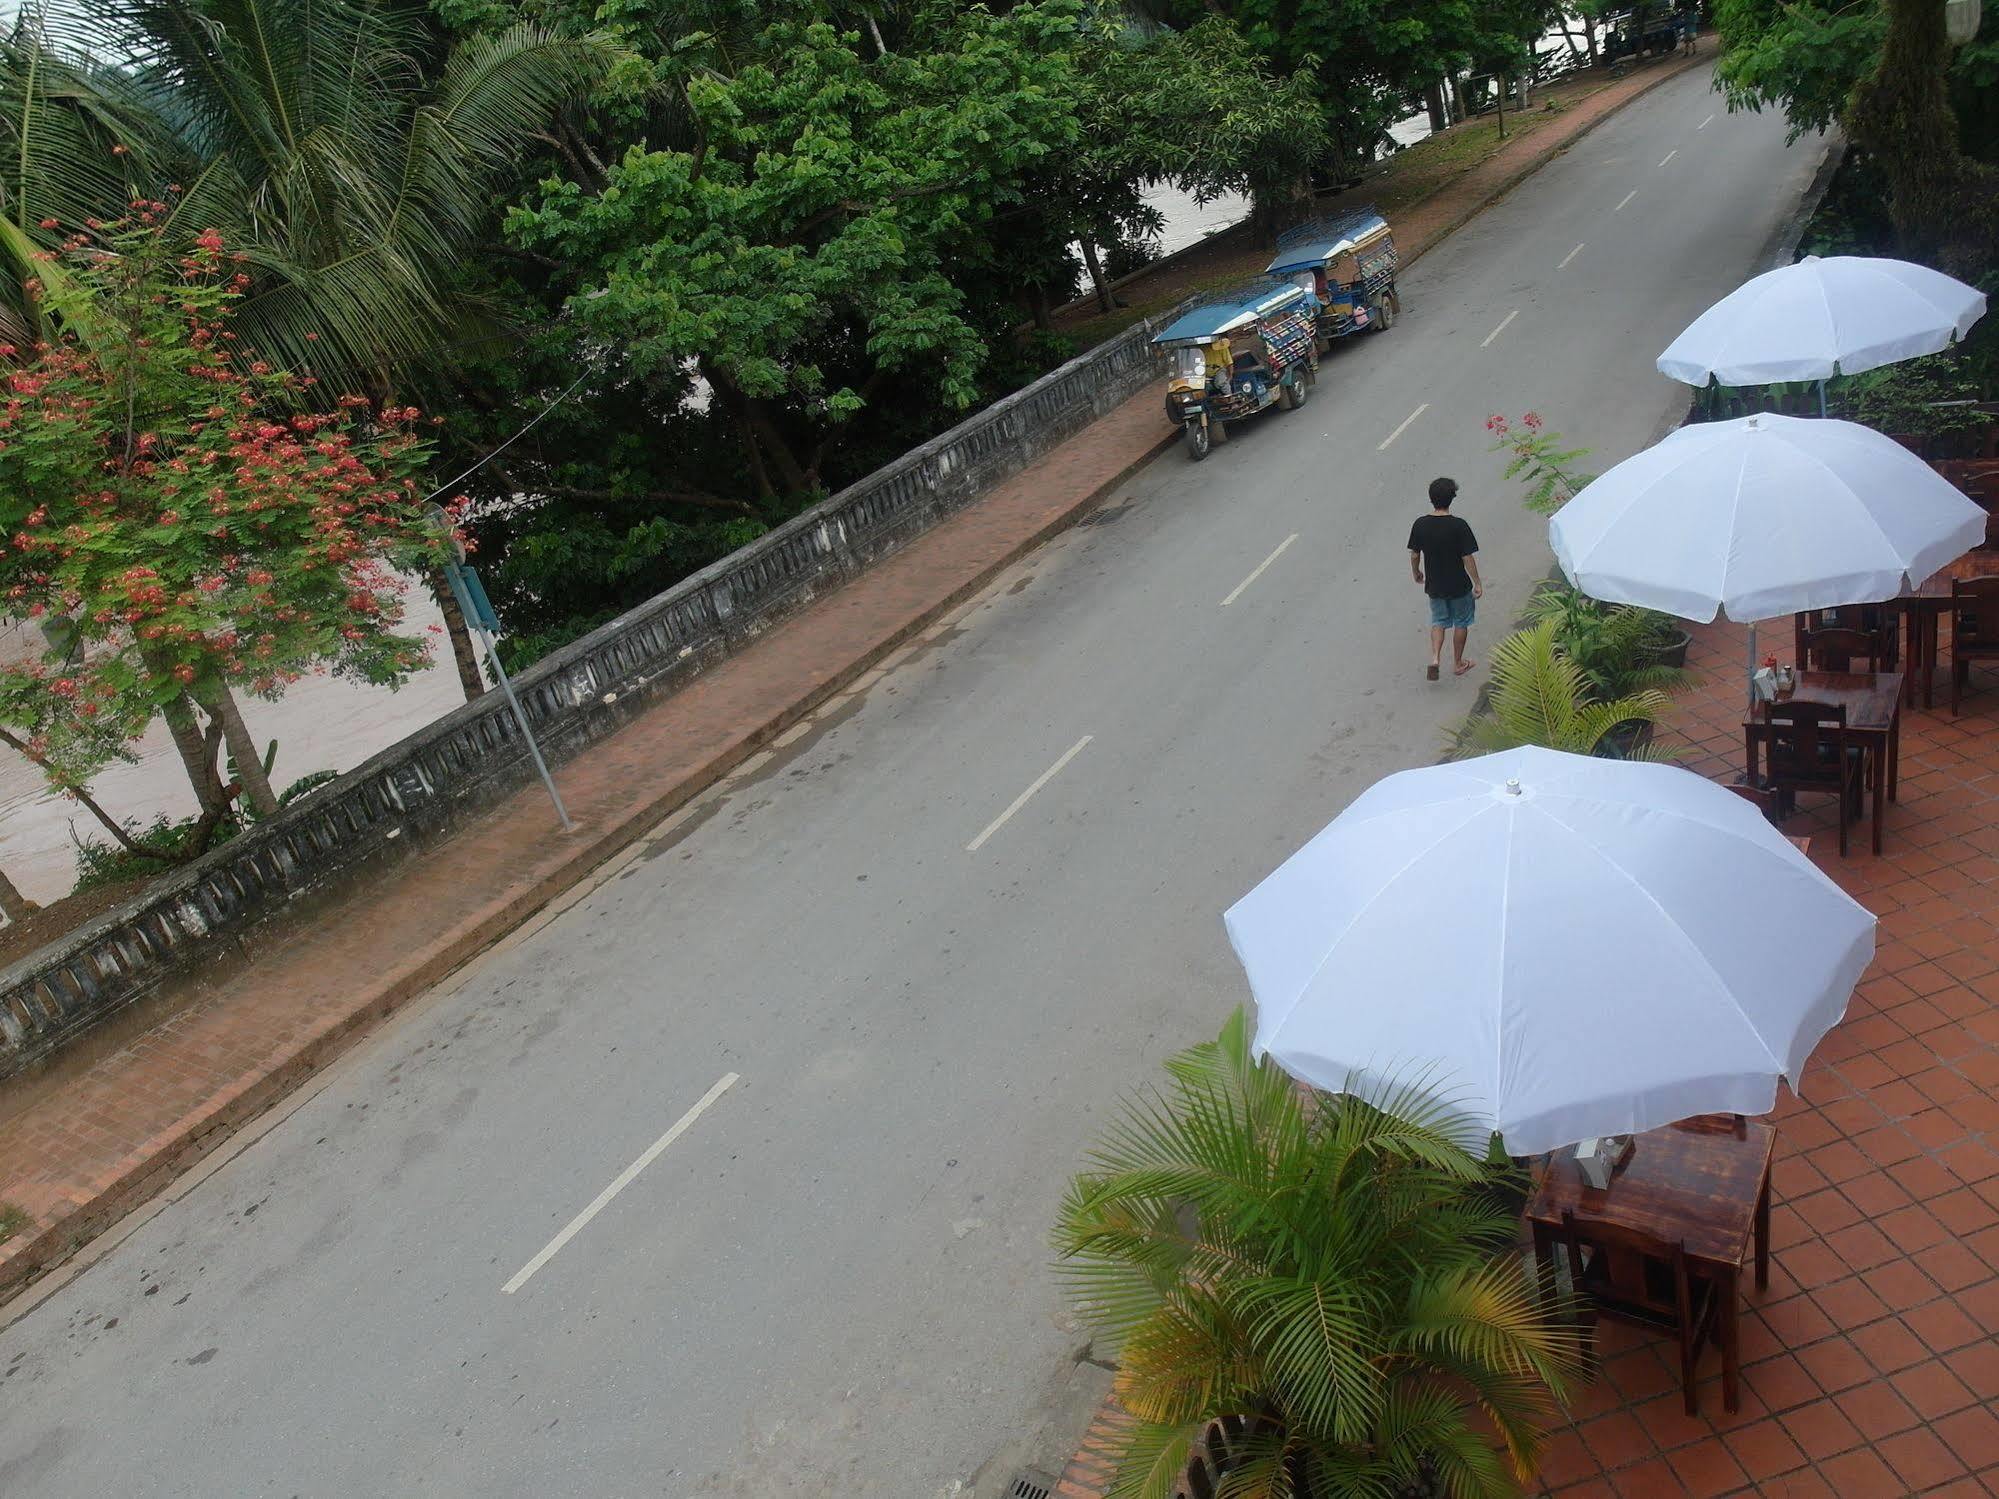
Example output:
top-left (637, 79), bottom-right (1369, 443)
top-left (1428, 592), bottom-right (1476, 629)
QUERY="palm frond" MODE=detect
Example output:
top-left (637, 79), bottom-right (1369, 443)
top-left (1054, 1015), bottom-right (1581, 1498)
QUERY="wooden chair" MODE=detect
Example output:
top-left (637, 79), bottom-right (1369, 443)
top-left (1794, 608), bottom-right (1896, 671)
top-left (1745, 702), bottom-right (1863, 857)
top-left (1797, 625), bottom-right (1885, 675)
top-left (1560, 1209), bottom-right (1720, 1415)
top-left (1950, 578), bottom-right (1999, 715)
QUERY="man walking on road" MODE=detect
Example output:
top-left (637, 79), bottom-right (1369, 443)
top-left (1408, 477), bottom-right (1482, 681)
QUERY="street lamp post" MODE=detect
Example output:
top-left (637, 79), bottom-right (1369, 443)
top-left (425, 506), bottom-right (573, 832)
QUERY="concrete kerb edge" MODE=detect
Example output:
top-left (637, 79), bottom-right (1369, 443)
top-left (0, 421), bottom-right (1181, 1308)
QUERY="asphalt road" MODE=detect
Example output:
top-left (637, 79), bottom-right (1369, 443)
top-left (0, 68), bottom-right (1822, 1499)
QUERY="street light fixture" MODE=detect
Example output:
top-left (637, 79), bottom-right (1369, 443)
top-left (1947, 0), bottom-right (1982, 45)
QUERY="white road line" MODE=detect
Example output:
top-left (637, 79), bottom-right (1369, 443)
top-left (1480, 309), bottom-right (1519, 349)
top-left (502, 1072), bottom-right (740, 1294)
top-left (1698, 113), bottom-right (1716, 129)
top-left (1557, 242), bottom-right (1586, 271)
top-left (1658, 149), bottom-right (1678, 167)
top-left (1221, 534), bottom-right (1300, 607)
top-left (1614, 190), bottom-right (1637, 212)
top-left (1377, 403), bottom-right (1429, 451)
top-left (966, 737), bottom-right (1092, 852)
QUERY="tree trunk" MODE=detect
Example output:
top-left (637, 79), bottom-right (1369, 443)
top-left (1495, 76), bottom-right (1507, 138)
top-left (159, 690), bottom-right (230, 819)
top-left (1029, 281), bottom-right (1054, 332)
top-left (704, 365), bottom-right (813, 499)
top-left (0, 865), bottom-right (36, 923)
top-left (1079, 237), bottom-right (1116, 315)
top-left (1425, 79), bottom-right (1450, 133)
top-left (205, 685), bottom-right (280, 818)
top-left (1847, 0), bottom-right (1999, 270)
top-left (431, 571), bottom-right (487, 702)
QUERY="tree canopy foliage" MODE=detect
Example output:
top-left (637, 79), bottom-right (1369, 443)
top-left (0, 0), bottom-right (1578, 854)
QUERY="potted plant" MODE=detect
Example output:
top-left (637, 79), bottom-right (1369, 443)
top-left (1053, 1009), bottom-right (1584, 1499)
top-left (1448, 619), bottom-right (1677, 761)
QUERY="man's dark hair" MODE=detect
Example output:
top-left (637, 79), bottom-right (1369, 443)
top-left (1429, 476), bottom-right (1459, 508)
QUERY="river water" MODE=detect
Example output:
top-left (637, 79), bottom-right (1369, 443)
top-left (0, 586), bottom-right (469, 907)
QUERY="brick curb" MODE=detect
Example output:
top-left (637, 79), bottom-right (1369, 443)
top-left (0, 47), bottom-right (1705, 1314)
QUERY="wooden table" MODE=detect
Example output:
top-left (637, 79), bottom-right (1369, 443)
top-left (1527, 1118), bottom-right (1775, 1412)
top-left (1899, 552), bottom-right (1999, 709)
top-left (1745, 669), bottom-right (1903, 854)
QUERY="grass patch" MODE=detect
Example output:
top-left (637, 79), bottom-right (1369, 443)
top-left (0, 1202), bottom-right (31, 1246)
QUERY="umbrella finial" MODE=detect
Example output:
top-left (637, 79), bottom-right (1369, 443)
top-left (1504, 778), bottom-right (1523, 797)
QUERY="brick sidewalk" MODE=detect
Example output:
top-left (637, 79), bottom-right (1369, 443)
top-left (1061, 617), bottom-right (1999, 1498)
top-left (0, 42), bottom-right (1714, 1305)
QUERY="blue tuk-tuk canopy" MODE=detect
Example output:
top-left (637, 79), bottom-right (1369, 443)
top-left (1151, 282), bottom-right (1309, 346)
top-left (1264, 207), bottom-right (1391, 277)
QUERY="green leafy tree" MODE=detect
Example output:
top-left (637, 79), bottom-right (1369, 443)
top-left (508, 5), bottom-right (1085, 499)
top-left (1054, 1008), bottom-right (1584, 1499)
top-left (1847, 0), bottom-right (1999, 268)
top-left (0, 211), bottom-right (447, 836)
top-left (1150, 0), bottom-right (1550, 174)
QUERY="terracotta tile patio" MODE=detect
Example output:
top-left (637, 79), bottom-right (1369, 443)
top-left (1527, 613), bottom-right (1999, 1497)
top-left (1059, 610), bottom-right (1999, 1498)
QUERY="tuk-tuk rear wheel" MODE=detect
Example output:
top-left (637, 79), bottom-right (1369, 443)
top-left (1183, 419), bottom-right (1211, 461)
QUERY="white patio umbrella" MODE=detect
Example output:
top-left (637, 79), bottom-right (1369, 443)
top-left (1223, 748), bottom-right (1876, 1156)
top-left (1549, 413), bottom-right (1988, 688)
top-left (1658, 255), bottom-right (1986, 390)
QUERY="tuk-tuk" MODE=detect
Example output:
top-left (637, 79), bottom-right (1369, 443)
top-left (1603, 3), bottom-right (1683, 61)
top-left (1265, 208), bottom-right (1399, 351)
top-left (1152, 283), bottom-right (1319, 462)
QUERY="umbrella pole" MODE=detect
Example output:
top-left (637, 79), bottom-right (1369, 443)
top-left (1817, 379), bottom-right (1828, 418)
top-left (1746, 619), bottom-right (1760, 715)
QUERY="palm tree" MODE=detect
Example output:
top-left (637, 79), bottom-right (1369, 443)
top-left (1053, 1009), bottom-right (1585, 1499)
top-left (1449, 618), bottom-right (1676, 761)
top-left (1, 0), bottom-right (617, 388)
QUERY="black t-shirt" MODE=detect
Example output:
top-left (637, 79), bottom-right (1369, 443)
top-left (1407, 513), bottom-right (1478, 599)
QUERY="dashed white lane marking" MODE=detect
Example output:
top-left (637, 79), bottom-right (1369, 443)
top-left (1558, 242), bottom-right (1586, 271)
top-left (503, 1072), bottom-right (740, 1294)
top-left (966, 737), bottom-right (1093, 852)
top-left (1659, 149), bottom-right (1678, 167)
top-left (1221, 534), bottom-right (1300, 607)
top-left (1615, 190), bottom-right (1638, 212)
top-left (1698, 113), bottom-right (1716, 129)
top-left (1377, 403), bottom-right (1430, 451)
top-left (1480, 309), bottom-right (1519, 349)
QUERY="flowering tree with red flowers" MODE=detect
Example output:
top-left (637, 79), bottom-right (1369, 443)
top-left (1486, 412), bottom-right (1596, 517)
top-left (0, 208), bottom-right (450, 845)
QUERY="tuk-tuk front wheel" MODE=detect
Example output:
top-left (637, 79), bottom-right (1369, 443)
top-left (1183, 418), bottom-right (1212, 461)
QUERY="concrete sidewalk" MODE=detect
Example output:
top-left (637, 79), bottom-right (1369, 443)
top-left (0, 43), bottom-right (1709, 1306)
